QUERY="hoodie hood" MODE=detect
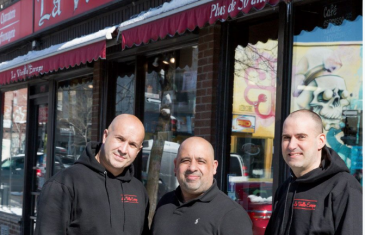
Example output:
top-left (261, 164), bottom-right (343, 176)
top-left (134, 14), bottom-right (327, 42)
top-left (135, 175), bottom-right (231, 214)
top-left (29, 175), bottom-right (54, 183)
top-left (75, 141), bottom-right (134, 182)
top-left (294, 145), bottom-right (349, 184)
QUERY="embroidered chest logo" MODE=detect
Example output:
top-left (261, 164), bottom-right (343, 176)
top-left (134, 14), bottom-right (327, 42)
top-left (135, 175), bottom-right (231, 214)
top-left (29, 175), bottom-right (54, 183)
top-left (121, 194), bottom-right (139, 203)
top-left (293, 199), bottom-right (317, 210)
top-left (195, 218), bottom-right (200, 224)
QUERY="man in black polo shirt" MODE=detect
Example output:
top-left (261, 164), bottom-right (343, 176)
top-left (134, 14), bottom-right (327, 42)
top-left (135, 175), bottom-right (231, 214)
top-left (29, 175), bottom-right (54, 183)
top-left (151, 136), bottom-right (253, 235)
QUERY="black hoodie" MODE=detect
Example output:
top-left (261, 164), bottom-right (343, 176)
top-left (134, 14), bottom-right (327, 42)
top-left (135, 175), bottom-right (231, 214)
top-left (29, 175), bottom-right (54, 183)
top-left (35, 142), bottom-right (149, 235)
top-left (265, 146), bottom-right (362, 235)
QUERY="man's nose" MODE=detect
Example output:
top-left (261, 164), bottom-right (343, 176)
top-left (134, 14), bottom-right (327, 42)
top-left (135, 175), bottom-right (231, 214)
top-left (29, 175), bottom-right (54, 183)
top-left (287, 137), bottom-right (297, 150)
top-left (188, 160), bottom-right (198, 171)
top-left (118, 142), bottom-right (128, 153)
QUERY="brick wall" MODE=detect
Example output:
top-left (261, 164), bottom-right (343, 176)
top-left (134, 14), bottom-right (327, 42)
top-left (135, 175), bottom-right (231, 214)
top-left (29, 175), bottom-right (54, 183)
top-left (195, 24), bottom-right (221, 144)
top-left (91, 60), bottom-right (104, 142)
top-left (0, 212), bottom-right (20, 235)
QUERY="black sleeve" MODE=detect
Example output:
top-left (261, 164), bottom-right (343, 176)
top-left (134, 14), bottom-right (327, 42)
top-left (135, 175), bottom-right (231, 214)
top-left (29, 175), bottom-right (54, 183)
top-left (34, 180), bottom-right (72, 235)
top-left (333, 184), bottom-right (362, 235)
top-left (219, 207), bottom-right (253, 235)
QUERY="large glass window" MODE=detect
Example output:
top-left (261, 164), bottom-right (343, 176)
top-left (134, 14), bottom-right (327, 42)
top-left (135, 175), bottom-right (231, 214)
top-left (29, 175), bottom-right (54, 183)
top-left (231, 20), bottom-right (278, 235)
top-left (142, 46), bottom-right (198, 218)
top-left (53, 77), bottom-right (93, 173)
top-left (291, 0), bottom-right (362, 184)
top-left (115, 61), bottom-right (135, 115)
top-left (0, 88), bottom-right (28, 215)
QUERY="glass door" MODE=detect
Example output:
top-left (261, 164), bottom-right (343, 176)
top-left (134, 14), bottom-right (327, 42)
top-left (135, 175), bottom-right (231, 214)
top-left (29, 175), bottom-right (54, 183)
top-left (29, 103), bottom-right (48, 227)
top-left (23, 83), bottom-right (49, 235)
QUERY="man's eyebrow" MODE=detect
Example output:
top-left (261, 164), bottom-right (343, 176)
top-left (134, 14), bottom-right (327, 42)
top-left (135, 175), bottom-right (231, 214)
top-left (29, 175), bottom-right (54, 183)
top-left (295, 133), bottom-right (308, 136)
top-left (195, 157), bottom-right (205, 161)
top-left (179, 156), bottom-right (191, 160)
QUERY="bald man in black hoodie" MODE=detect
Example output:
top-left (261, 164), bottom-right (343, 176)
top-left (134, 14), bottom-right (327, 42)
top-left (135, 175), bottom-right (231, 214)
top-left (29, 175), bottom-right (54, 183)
top-left (35, 114), bottom-right (149, 235)
top-left (265, 110), bottom-right (362, 235)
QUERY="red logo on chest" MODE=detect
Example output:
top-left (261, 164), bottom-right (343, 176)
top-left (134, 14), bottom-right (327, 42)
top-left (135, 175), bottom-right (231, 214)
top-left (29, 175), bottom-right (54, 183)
top-left (121, 194), bottom-right (139, 203)
top-left (293, 199), bottom-right (317, 210)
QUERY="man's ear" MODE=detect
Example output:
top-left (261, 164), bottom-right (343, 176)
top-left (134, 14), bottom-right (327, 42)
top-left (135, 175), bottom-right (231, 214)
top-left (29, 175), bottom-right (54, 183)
top-left (102, 129), bottom-right (108, 144)
top-left (318, 133), bottom-right (326, 150)
top-left (213, 160), bottom-right (218, 175)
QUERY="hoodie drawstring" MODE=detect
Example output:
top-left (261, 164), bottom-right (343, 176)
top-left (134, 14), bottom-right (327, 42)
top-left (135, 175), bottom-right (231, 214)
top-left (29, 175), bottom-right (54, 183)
top-left (121, 182), bottom-right (126, 232)
top-left (279, 181), bottom-right (291, 235)
top-left (104, 171), bottom-right (112, 226)
top-left (286, 188), bottom-right (296, 235)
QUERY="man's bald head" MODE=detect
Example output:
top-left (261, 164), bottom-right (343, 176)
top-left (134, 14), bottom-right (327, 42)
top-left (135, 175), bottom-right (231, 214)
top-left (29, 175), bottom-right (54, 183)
top-left (96, 114), bottom-right (145, 176)
top-left (108, 114), bottom-right (145, 139)
top-left (286, 109), bottom-right (323, 135)
top-left (178, 137), bottom-right (215, 160)
top-left (174, 136), bottom-right (218, 201)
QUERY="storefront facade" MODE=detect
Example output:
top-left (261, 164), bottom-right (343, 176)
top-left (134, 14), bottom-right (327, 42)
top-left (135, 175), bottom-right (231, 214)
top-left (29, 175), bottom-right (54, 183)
top-left (0, 0), bottom-right (362, 234)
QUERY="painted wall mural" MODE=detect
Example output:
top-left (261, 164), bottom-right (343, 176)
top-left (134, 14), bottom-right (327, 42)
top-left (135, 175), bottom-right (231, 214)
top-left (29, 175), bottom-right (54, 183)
top-left (232, 40), bottom-right (278, 138)
top-left (291, 16), bottom-right (363, 181)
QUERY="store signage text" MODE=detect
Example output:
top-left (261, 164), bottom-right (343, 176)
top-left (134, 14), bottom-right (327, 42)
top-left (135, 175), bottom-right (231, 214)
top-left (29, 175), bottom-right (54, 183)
top-left (35, 0), bottom-right (114, 31)
top-left (0, 0), bottom-right (32, 49)
top-left (10, 64), bottom-right (44, 80)
top-left (1, 9), bottom-right (16, 24)
top-left (0, 6), bottom-right (17, 45)
top-left (323, 4), bottom-right (337, 18)
top-left (210, 0), bottom-right (266, 18)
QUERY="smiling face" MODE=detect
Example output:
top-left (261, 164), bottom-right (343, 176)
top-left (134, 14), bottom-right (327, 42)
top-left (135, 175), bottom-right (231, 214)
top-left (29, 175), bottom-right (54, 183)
top-left (97, 114), bottom-right (144, 176)
top-left (281, 112), bottom-right (326, 177)
top-left (174, 137), bottom-right (218, 202)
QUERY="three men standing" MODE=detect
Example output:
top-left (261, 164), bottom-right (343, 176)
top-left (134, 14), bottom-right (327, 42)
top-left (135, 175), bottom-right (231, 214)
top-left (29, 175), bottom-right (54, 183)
top-left (35, 110), bottom-right (362, 235)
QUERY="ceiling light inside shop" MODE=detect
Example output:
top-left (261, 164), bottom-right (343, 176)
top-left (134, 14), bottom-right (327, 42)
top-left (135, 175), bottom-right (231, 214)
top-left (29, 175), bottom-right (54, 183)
top-left (169, 57), bottom-right (175, 64)
top-left (162, 55), bottom-right (169, 65)
top-left (153, 57), bottom-right (159, 67)
top-left (88, 84), bottom-right (93, 89)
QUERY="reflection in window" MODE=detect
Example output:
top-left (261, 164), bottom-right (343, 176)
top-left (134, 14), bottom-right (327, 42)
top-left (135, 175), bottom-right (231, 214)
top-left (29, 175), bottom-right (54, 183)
top-left (142, 46), bottom-right (198, 220)
top-left (115, 61), bottom-right (135, 115)
top-left (0, 88), bottom-right (28, 215)
top-left (54, 77), bottom-right (93, 173)
top-left (291, 16), bottom-right (363, 184)
top-left (231, 40), bottom-right (277, 235)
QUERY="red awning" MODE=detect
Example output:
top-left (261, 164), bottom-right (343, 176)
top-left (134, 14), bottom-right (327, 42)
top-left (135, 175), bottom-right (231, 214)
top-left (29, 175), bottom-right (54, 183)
top-left (0, 27), bottom-right (116, 85)
top-left (119, 0), bottom-right (283, 49)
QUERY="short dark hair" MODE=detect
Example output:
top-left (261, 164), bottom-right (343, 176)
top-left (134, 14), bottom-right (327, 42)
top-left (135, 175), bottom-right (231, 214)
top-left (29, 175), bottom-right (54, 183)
top-left (287, 109), bottom-right (324, 134)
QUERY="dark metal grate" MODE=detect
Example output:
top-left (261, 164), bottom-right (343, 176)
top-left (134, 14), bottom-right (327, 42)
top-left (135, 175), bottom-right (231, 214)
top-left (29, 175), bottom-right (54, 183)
top-left (0, 0), bottom-right (17, 10)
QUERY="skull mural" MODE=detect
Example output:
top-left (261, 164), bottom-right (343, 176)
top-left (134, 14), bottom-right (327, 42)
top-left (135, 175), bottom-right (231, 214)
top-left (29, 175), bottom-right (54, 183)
top-left (296, 75), bottom-right (350, 130)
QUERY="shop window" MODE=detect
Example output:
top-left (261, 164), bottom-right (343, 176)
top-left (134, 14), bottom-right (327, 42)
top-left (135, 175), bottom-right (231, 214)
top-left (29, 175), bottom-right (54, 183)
top-left (53, 77), bottom-right (93, 174)
top-left (142, 46), bottom-right (198, 213)
top-left (0, 88), bottom-right (28, 215)
top-left (231, 26), bottom-right (278, 234)
top-left (115, 61), bottom-right (136, 115)
top-left (291, 0), bottom-right (362, 184)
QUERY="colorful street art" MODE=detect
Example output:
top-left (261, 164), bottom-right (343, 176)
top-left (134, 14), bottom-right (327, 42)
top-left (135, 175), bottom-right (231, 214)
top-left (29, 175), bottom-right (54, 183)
top-left (232, 40), bottom-right (278, 138)
top-left (291, 16), bottom-right (363, 181)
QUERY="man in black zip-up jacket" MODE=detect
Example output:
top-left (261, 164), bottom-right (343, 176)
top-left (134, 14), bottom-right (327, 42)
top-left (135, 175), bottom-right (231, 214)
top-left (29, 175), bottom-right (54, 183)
top-left (35, 114), bottom-right (149, 235)
top-left (151, 137), bottom-right (253, 235)
top-left (265, 110), bottom-right (362, 235)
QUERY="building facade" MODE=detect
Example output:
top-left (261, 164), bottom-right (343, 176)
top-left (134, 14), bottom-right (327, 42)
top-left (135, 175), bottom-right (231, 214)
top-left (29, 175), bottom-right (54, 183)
top-left (0, 0), bottom-right (362, 234)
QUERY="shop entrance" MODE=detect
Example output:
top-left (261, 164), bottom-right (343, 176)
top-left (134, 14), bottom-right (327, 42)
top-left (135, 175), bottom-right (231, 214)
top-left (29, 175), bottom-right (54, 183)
top-left (22, 84), bottom-right (49, 235)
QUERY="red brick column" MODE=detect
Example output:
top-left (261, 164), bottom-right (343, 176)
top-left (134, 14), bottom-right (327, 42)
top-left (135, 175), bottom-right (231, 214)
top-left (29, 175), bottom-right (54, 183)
top-left (91, 60), bottom-right (104, 142)
top-left (195, 24), bottom-right (221, 144)
top-left (0, 212), bottom-right (21, 235)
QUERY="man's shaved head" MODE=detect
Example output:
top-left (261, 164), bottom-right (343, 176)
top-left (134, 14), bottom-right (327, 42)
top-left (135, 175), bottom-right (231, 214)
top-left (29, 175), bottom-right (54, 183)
top-left (174, 137), bottom-right (218, 202)
top-left (286, 109), bottom-right (323, 135)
